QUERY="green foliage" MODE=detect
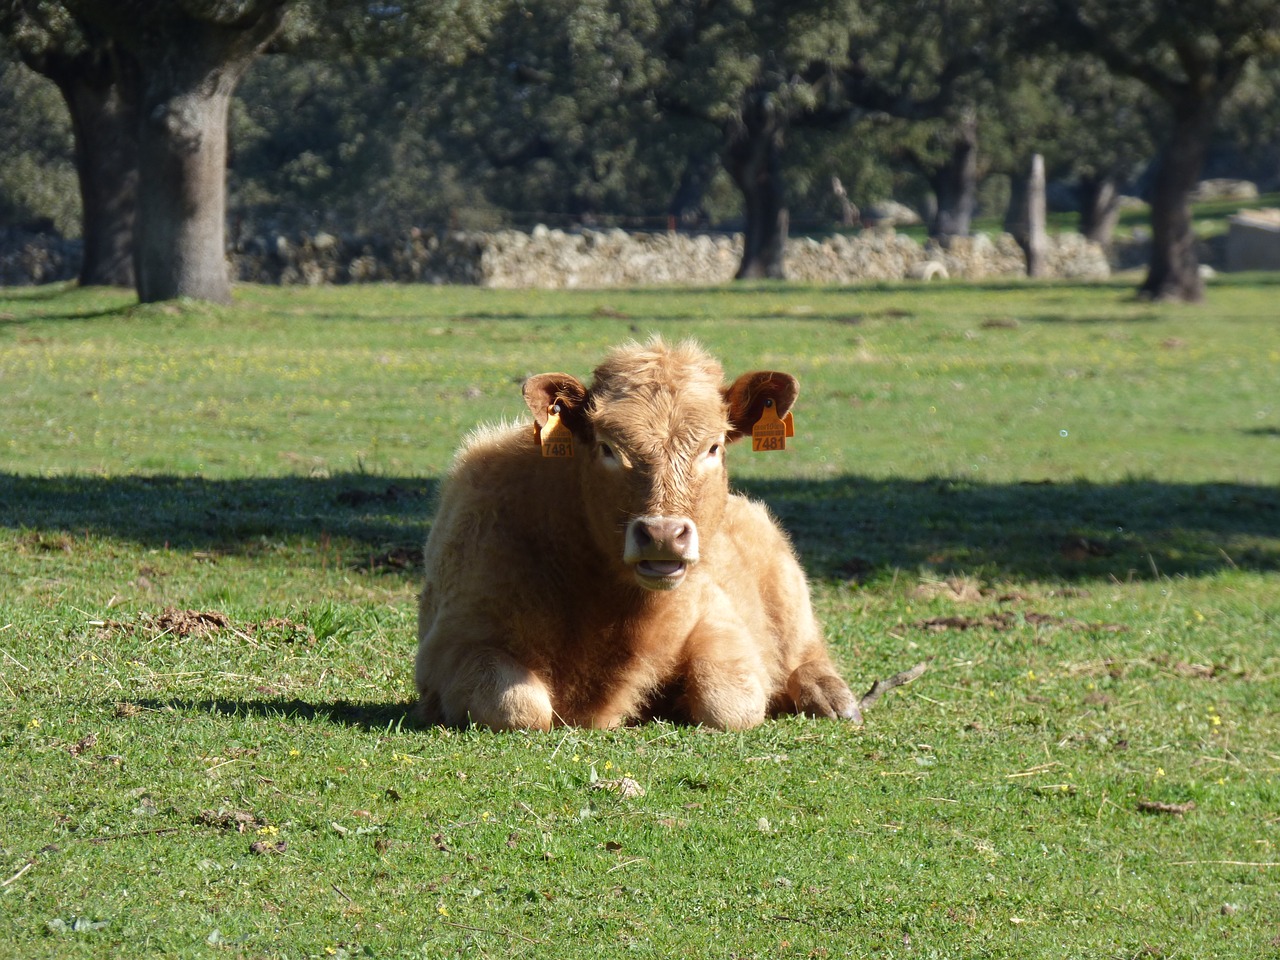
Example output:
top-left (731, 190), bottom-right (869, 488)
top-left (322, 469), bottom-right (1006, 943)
top-left (0, 57), bottom-right (78, 235)
top-left (1, 278), bottom-right (1278, 956)
top-left (4, 0), bottom-right (1280, 248)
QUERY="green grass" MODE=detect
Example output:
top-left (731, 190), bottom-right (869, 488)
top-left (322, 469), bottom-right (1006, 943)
top-left (1, 277), bottom-right (1278, 959)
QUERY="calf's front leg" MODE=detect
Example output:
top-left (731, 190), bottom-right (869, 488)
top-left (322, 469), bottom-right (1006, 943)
top-left (681, 623), bottom-right (770, 731)
top-left (417, 635), bottom-right (554, 731)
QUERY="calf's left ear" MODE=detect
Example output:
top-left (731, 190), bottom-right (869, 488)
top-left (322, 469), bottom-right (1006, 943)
top-left (523, 373), bottom-right (590, 434)
top-left (724, 371), bottom-right (799, 442)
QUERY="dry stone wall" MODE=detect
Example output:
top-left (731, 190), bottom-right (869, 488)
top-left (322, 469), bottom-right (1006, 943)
top-left (1, 224), bottom-right (1110, 288)
top-left (230, 225), bottom-right (1111, 287)
top-left (0, 228), bottom-right (80, 286)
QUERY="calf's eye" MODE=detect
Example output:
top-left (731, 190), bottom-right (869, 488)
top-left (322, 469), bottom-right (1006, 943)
top-left (599, 443), bottom-right (616, 460)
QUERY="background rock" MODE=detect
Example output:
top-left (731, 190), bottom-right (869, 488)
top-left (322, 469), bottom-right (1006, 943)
top-left (2, 224), bottom-right (1113, 288)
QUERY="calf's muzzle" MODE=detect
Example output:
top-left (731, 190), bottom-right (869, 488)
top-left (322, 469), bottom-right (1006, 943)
top-left (624, 515), bottom-right (700, 590)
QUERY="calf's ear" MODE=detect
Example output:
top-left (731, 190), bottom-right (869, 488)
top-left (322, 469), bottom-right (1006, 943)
top-left (724, 371), bottom-right (799, 443)
top-left (522, 373), bottom-right (590, 433)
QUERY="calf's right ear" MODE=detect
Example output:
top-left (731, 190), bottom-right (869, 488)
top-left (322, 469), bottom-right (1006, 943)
top-left (522, 373), bottom-right (590, 434)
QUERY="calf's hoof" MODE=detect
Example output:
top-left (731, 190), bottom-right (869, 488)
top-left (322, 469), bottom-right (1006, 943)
top-left (786, 662), bottom-right (862, 724)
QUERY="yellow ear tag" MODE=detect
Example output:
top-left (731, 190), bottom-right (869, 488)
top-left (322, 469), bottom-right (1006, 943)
top-left (752, 400), bottom-right (793, 452)
top-left (539, 404), bottom-right (574, 458)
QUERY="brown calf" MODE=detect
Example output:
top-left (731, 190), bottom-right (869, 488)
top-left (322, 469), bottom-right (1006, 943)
top-left (414, 339), bottom-right (858, 730)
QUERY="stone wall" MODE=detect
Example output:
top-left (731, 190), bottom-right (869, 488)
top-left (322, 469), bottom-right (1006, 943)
top-left (230, 225), bottom-right (1110, 287)
top-left (1225, 209), bottom-right (1280, 271)
top-left (1, 224), bottom-right (1110, 288)
top-left (0, 228), bottom-right (80, 286)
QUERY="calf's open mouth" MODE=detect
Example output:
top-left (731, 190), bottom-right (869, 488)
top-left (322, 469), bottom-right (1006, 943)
top-left (634, 559), bottom-right (688, 587)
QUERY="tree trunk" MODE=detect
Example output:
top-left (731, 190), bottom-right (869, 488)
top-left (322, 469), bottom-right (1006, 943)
top-left (1140, 97), bottom-right (1218, 303)
top-left (668, 148), bottom-right (719, 228)
top-left (56, 72), bottom-right (138, 288)
top-left (134, 86), bottom-right (233, 303)
top-left (17, 40), bottom-right (138, 288)
top-left (1078, 175), bottom-right (1122, 247)
top-left (929, 111), bottom-right (978, 240)
top-left (67, 2), bottom-right (289, 304)
top-left (1006, 154), bottom-right (1048, 277)
top-left (1004, 169), bottom-right (1027, 235)
top-left (724, 90), bottom-right (788, 280)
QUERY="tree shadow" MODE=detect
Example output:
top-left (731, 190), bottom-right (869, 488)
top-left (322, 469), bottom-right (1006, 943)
top-left (3, 471), bottom-right (1276, 582)
top-left (1025, 312), bottom-right (1164, 325)
top-left (0, 303), bottom-right (138, 324)
top-left (0, 473), bottom-right (437, 573)
top-left (125, 696), bottom-right (418, 731)
top-left (738, 475), bottom-right (1279, 581)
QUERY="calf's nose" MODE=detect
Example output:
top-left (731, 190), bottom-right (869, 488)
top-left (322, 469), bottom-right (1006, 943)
top-left (626, 515), bottom-right (699, 562)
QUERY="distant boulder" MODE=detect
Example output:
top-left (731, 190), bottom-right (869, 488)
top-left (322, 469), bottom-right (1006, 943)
top-left (863, 200), bottom-right (923, 227)
top-left (1189, 179), bottom-right (1259, 203)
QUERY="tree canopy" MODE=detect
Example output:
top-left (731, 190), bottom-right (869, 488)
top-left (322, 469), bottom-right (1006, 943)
top-left (3, 0), bottom-right (1280, 302)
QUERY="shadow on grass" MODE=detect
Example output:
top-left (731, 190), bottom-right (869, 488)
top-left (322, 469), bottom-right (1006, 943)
top-left (129, 696), bottom-right (417, 731)
top-left (743, 475), bottom-right (1279, 582)
top-left (0, 303), bottom-right (138, 323)
top-left (3, 471), bottom-right (1277, 581)
top-left (0, 473), bottom-right (438, 574)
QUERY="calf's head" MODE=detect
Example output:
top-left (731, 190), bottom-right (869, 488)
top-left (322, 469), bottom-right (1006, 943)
top-left (523, 340), bottom-right (798, 591)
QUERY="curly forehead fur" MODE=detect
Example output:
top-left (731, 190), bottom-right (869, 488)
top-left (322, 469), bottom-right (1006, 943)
top-left (585, 339), bottom-right (728, 451)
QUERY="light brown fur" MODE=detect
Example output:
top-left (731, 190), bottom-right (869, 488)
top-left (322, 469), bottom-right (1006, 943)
top-left (415, 339), bottom-right (858, 730)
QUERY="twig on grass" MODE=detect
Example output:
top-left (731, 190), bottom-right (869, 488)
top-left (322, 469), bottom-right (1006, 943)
top-left (607, 857), bottom-right (647, 873)
top-left (439, 920), bottom-right (541, 944)
top-left (1137, 800), bottom-right (1196, 817)
top-left (1, 861), bottom-right (34, 888)
top-left (770, 914), bottom-right (817, 927)
top-left (1170, 860), bottom-right (1278, 868)
top-left (1006, 762), bottom-right (1061, 779)
top-left (858, 661), bottom-right (929, 712)
top-left (88, 827), bottom-right (182, 844)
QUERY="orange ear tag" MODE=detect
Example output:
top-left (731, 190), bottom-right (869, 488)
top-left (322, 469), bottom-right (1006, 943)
top-left (539, 405), bottom-right (574, 458)
top-left (751, 400), bottom-right (794, 452)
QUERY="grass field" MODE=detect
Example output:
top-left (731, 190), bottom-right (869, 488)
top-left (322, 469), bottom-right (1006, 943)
top-left (1, 276), bottom-right (1278, 959)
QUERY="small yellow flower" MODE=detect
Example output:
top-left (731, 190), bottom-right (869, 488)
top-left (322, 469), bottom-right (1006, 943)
top-left (289, 748), bottom-right (300, 756)
top-left (604, 760), bottom-right (613, 771)
top-left (256, 825), bottom-right (278, 836)
top-left (1155, 768), bottom-right (1165, 778)
top-left (437, 904), bottom-right (449, 917)
top-left (27, 718), bottom-right (41, 729)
